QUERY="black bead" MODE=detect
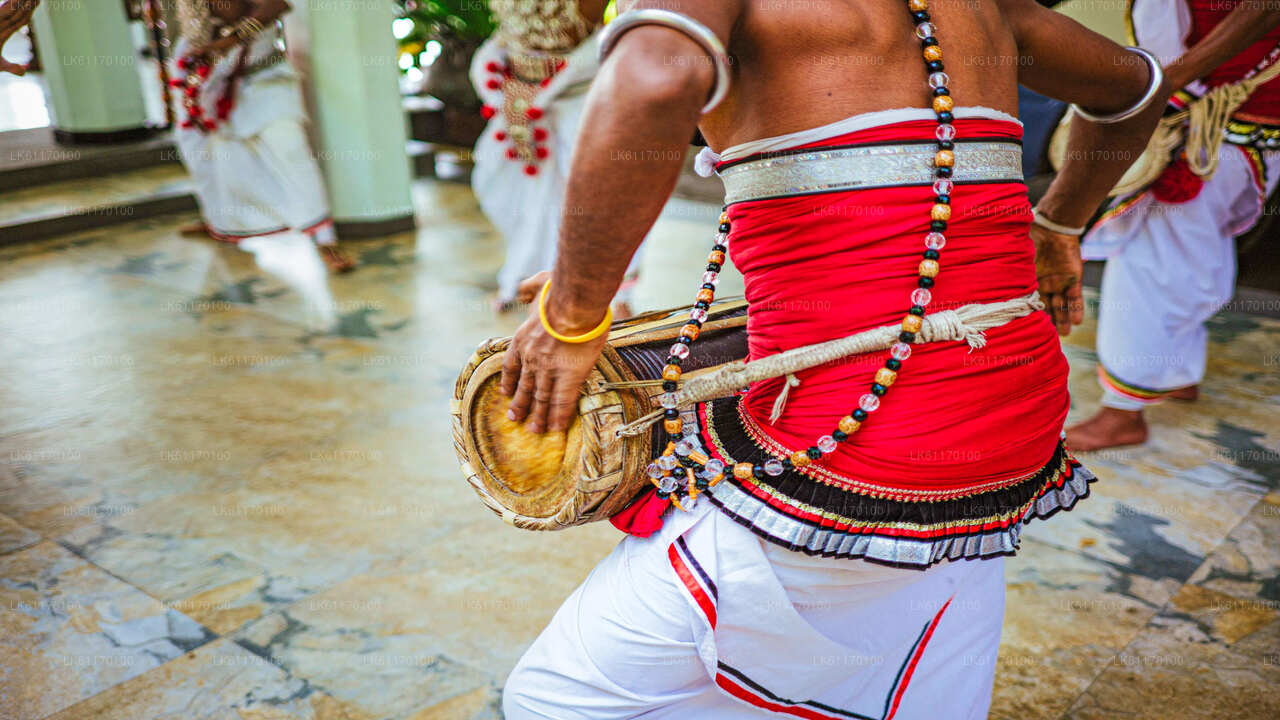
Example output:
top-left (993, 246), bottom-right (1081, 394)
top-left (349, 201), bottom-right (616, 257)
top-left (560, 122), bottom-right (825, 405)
top-left (900, 331), bottom-right (916, 343)
top-left (935, 193), bottom-right (950, 204)
top-left (695, 478), bottom-right (709, 490)
top-left (718, 222), bottom-right (730, 233)
top-left (662, 380), bottom-right (677, 392)
top-left (832, 429), bottom-right (848, 441)
top-left (806, 446), bottom-right (822, 459)
top-left (886, 358), bottom-right (902, 371)
top-left (753, 465), bottom-right (766, 479)
top-left (690, 318), bottom-right (703, 328)
top-left (656, 490), bottom-right (670, 499)
top-left (701, 283), bottom-right (716, 291)
top-left (781, 456), bottom-right (794, 469)
top-left (933, 86), bottom-right (950, 96)
top-left (937, 110), bottom-right (954, 124)
top-left (918, 276), bottom-right (936, 289)
top-left (921, 36), bottom-right (938, 47)
top-left (926, 60), bottom-right (944, 72)
top-left (707, 262), bottom-right (722, 272)
top-left (923, 249), bottom-right (940, 260)
top-left (668, 355), bottom-right (683, 366)
top-left (909, 305), bottom-right (925, 316)
top-left (664, 408), bottom-right (679, 419)
top-left (712, 243), bottom-right (727, 253)
top-left (871, 383), bottom-right (887, 396)
top-left (853, 409), bottom-right (869, 421)
top-left (912, 10), bottom-right (929, 23)
top-left (677, 336), bottom-right (692, 345)
top-left (694, 301), bottom-right (710, 310)
top-left (680, 455), bottom-right (697, 467)
top-left (936, 166), bottom-right (953, 178)
top-left (937, 141), bottom-right (953, 151)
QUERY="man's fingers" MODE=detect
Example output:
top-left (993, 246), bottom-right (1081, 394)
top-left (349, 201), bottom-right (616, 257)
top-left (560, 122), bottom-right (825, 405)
top-left (0, 59), bottom-right (26, 76)
top-left (1067, 280), bottom-right (1085, 328)
top-left (515, 271), bottom-right (551, 304)
top-left (524, 372), bottom-right (555, 433)
top-left (1049, 291), bottom-right (1070, 336)
top-left (499, 345), bottom-right (521, 397)
top-left (546, 377), bottom-right (580, 432)
top-left (507, 362), bottom-right (535, 423)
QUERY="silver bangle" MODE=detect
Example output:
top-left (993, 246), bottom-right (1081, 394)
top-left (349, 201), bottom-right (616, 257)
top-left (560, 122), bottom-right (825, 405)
top-left (597, 9), bottom-right (731, 115)
top-left (1032, 209), bottom-right (1086, 236)
top-left (1071, 47), bottom-right (1164, 125)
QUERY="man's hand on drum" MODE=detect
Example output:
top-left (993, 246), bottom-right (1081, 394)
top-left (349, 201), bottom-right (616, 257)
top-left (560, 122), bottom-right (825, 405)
top-left (501, 272), bottom-right (610, 434)
top-left (0, 0), bottom-right (40, 76)
top-left (1030, 223), bottom-right (1085, 336)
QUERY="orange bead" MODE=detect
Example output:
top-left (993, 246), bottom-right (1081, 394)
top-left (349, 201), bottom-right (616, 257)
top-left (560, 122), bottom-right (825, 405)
top-left (931, 203), bottom-right (951, 222)
top-left (935, 149), bottom-right (954, 168)
top-left (932, 95), bottom-right (954, 113)
top-left (838, 415), bottom-right (862, 435)
top-left (708, 250), bottom-right (726, 265)
top-left (908, 0), bottom-right (928, 11)
top-left (875, 368), bottom-right (898, 387)
top-left (733, 462), bottom-right (755, 479)
top-left (662, 364), bottom-right (682, 382)
top-left (664, 419), bottom-right (683, 434)
top-left (919, 259), bottom-right (940, 278)
top-left (901, 315), bottom-right (923, 333)
top-left (789, 451), bottom-right (811, 467)
top-left (707, 473), bottom-right (724, 487)
top-left (719, 211), bottom-right (730, 225)
top-left (923, 45), bottom-right (942, 63)
top-left (680, 324), bottom-right (700, 341)
top-left (689, 450), bottom-right (709, 465)
top-left (696, 288), bottom-right (715, 303)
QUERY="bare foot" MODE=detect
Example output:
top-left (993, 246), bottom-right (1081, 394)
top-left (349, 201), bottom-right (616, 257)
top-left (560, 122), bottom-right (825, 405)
top-left (180, 222), bottom-right (213, 238)
top-left (319, 245), bottom-right (357, 273)
top-left (1065, 407), bottom-right (1149, 452)
top-left (1168, 385), bottom-right (1199, 402)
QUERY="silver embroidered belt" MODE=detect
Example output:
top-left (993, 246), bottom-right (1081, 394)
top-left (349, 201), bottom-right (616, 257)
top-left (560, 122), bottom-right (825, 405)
top-left (717, 140), bottom-right (1024, 205)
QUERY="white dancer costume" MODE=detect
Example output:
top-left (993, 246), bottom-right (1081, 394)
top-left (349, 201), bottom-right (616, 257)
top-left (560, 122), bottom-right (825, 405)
top-left (173, 27), bottom-right (335, 245)
top-left (1083, 0), bottom-right (1280, 409)
top-left (504, 501), bottom-right (1005, 720)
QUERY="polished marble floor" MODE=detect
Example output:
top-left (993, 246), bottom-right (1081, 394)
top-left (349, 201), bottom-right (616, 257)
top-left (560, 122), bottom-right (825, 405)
top-left (0, 177), bottom-right (1277, 720)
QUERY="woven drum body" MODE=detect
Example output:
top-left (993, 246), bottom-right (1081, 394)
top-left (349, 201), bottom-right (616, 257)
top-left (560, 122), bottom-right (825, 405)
top-left (452, 299), bottom-right (748, 530)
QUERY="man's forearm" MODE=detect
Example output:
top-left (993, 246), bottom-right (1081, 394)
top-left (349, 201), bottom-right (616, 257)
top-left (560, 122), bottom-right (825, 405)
top-left (1167, 4), bottom-right (1280, 90)
top-left (545, 30), bottom-right (712, 332)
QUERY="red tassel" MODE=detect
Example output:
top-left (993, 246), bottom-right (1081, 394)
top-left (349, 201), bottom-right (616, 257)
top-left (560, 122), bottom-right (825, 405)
top-left (608, 489), bottom-right (669, 538)
top-left (524, 164), bottom-right (538, 176)
top-left (485, 78), bottom-right (502, 90)
top-left (526, 106), bottom-right (544, 120)
top-left (506, 148), bottom-right (518, 160)
top-left (534, 147), bottom-right (549, 159)
top-left (485, 61), bottom-right (502, 73)
top-left (532, 127), bottom-right (548, 142)
top-left (481, 105), bottom-right (496, 120)
top-left (1150, 155), bottom-right (1205, 204)
top-left (494, 131), bottom-right (507, 141)
top-left (196, 65), bottom-right (211, 79)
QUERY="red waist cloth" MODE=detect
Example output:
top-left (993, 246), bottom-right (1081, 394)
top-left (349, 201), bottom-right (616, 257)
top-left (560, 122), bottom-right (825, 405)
top-left (1189, 0), bottom-right (1280, 121)
top-left (722, 116), bottom-right (1068, 496)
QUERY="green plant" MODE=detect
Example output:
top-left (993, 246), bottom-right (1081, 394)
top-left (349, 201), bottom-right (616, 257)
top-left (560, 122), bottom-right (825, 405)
top-left (395, 0), bottom-right (496, 45)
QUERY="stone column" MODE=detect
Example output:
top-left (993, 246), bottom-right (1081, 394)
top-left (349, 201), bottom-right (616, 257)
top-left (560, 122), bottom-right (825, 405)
top-left (31, 0), bottom-right (151, 143)
top-left (285, 2), bottom-right (415, 237)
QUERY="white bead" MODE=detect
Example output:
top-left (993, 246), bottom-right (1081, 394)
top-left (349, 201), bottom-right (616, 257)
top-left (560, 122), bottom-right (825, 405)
top-left (915, 22), bottom-right (936, 40)
top-left (935, 123), bottom-right (956, 142)
top-left (932, 179), bottom-right (953, 196)
top-left (704, 458), bottom-right (725, 475)
top-left (764, 459), bottom-right (785, 476)
top-left (911, 288), bottom-right (932, 307)
top-left (660, 392), bottom-right (680, 409)
top-left (702, 271), bottom-right (720, 286)
top-left (859, 393), bottom-right (881, 412)
top-left (670, 343), bottom-right (690, 360)
top-left (675, 439), bottom-right (695, 456)
top-left (681, 494), bottom-right (699, 512)
top-left (690, 308), bottom-right (709, 323)
top-left (646, 463), bottom-right (664, 479)
top-left (891, 341), bottom-right (912, 360)
top-left (928, 72), bottom-right (950, 89)
top-left (715, 232), bottom-right (728, 245)
top-left (658, 475), bottom-right (680, 494)
top-left (657, 455), bottom-right (678, 470)
top-left (817, 435), bottom-right (838, 453)
top-left (924, 231), bottom-right (946, 250)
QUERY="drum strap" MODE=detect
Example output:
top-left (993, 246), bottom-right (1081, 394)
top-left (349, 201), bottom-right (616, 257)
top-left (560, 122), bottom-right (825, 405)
top-left (613, 291), bottom-right (1044, 438)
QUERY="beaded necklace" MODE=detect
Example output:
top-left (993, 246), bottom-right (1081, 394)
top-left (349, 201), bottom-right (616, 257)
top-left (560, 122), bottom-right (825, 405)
top-left (646, 0), bottom-right (957, 511)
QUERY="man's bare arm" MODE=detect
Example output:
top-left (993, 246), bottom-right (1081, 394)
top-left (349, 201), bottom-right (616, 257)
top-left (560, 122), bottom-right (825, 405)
top-left (500, 1), bottom-right (743, 433)
top-left (1166, 2), bottom-right (1280, 91)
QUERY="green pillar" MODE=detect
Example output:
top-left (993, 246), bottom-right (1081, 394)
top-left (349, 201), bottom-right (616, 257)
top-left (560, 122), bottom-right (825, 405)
top-left (31, 0), bottom-right (150, 142)
top-left (286, 3), bottom-right (415, 237)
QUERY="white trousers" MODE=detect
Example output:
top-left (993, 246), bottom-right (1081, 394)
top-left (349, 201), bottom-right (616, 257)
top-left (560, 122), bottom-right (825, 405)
top-left (1084, 145), bottom-right (1280, 410)
top-left (504, 503), bottom-right (1006, 719)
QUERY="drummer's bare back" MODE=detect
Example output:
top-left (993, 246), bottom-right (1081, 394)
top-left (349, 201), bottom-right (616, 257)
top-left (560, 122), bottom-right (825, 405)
top-left (616, 0), bottom-right (1151, 151)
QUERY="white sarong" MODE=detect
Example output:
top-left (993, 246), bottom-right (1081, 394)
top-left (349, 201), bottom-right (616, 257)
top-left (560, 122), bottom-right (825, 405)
top-left (504, 502), bottom-right (1005, 720)
top-left (172, 32), bottom-right (334, 244)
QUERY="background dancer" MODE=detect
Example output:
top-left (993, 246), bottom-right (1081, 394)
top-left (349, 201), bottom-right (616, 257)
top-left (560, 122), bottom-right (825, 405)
top-left (173, 0), bottom-right (356, 273)
top-left (1066, 0), bottom-right (1280, 451)
top-left (496, 0), bottom-right (1169, 718)
top-left (472, 0), bottom-right (643, 316)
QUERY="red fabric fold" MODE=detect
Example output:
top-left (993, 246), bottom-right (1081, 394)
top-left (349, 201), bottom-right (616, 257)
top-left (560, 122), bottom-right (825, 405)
top-left (610, 489), bottom-right (670, 537)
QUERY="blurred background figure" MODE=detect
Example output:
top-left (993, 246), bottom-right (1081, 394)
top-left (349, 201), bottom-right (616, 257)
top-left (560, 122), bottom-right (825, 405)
top-left (471, 0), bottom-right (642, 317)
top-left (0, 0), bottom-right (38, 75)
top-left (171, 0), bottom-right (356, 273)
top-left (1066, 0), bottom-right (1280, 450)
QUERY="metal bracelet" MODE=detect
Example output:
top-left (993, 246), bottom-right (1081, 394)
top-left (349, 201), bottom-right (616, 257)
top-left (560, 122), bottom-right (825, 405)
top-left (1071, 47), bottom-right (1164, 125)
top-left (1032, 209), bottom-right (1086, 236)
top-left (233, 16), bottom-right (265, 42)
top-left (598, 9), bottom-right (731, 115)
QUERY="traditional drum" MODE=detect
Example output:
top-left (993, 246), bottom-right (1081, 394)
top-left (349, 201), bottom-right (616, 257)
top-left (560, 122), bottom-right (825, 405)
top-left (451, 299), bottom-right (749, 530)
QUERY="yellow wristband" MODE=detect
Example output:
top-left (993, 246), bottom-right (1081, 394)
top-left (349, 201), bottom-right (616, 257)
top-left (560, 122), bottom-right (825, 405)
top-left (537, 280), bottom-right (612, 344)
